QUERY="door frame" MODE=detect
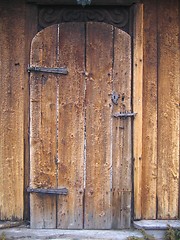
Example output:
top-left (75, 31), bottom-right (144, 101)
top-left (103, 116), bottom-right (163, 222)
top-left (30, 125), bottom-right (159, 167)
top-left (25, 2), bottom-right (143, 224)
top-left (132, 4), bottom-right (143, 220)
top-left (26, 0), bottom-right (140, 5)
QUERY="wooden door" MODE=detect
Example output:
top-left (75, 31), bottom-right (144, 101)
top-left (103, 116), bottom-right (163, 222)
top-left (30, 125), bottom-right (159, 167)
top-left (29, 22), bottom-right (132, 229)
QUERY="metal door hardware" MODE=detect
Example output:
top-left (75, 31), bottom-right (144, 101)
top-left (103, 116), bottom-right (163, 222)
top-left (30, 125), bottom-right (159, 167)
top-left (77, 0), bottom-right (91, 7)
top-left (113, 112), bottom-right (137, 118)
top-left (28, 66), bottom-right (68, 75)
top-left (111, 91), bottom-right (120, 105)
top-left (27, 187), bottom-right (68, 195)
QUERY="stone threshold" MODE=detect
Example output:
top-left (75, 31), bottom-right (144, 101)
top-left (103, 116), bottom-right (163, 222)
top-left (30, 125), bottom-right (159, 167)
top-left (0, 228), bottom-right (165, 240)
top-left (0, 221), bottom-right (24, 229)
top-left (133, 220), bottom-right (180, 230)
top-left (1, 220), bottom-right (179, 239)
top-left (0, 223), bottom-right (165, 240)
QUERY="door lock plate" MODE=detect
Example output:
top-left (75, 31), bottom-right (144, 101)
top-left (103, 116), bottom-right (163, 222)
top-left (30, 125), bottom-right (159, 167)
top-left (111, 91), bottom-right (120, 105)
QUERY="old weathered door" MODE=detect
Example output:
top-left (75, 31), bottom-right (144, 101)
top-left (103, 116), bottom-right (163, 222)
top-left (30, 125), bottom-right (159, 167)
top-left (29, 22), bottom-right (132, 229)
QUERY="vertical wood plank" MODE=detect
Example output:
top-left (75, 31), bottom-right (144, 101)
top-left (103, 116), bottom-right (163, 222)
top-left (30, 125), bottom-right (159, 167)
top-left (133, 3), bottom-right (143, 220)
top-left (30, 26), bottom-right (58, 228)
top-left (0, 0), bottom-right (25, 220)
top-left (24, 3), bottom-right (38, 221)
top-left (85, 22), bottom-right (113, 229)
top-left (57, 23), bottom-right (85, 229)
top-left (179, 2), bottom-right (180, 220)
top-left (157, 0), bottom-right (179, 219)
top-left (112, 29), bottom-right (132, 229)
top-left (142, 0), bottom-right (158, 219)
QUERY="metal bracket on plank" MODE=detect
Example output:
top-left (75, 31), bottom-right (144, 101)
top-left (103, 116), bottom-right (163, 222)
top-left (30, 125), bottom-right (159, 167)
top-left (27, 187), bottom-right (68, 195)
top-left (113, 112), bottom-right (137, 118)
top-left (28, 65), bottom-right (68, 75)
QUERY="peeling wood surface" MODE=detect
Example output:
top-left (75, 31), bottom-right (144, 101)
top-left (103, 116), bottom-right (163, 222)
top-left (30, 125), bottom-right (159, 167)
top-left (133, 3), bottom-right (143, 220)
top-left (157, 0), bottom-right (179, 219)
top-left (141, 0), bottom-right (158, 219)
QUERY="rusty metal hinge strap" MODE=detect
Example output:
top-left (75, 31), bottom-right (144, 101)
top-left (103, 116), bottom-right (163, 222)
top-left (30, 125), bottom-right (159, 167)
top-left (28, 66), bottom-right (68, 75)
top-left (27, 187), bottom-right (68, 195)
top-left (113, 112), bottom-right (137, 118)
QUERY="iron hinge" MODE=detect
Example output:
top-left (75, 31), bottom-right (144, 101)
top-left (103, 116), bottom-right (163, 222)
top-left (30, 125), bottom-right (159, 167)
top-left (27, 187), bottom-right (68, 195)
top-left (28, 65), bottom-right (68, 75)
top-left (113, 112), bottom-right (137, 118)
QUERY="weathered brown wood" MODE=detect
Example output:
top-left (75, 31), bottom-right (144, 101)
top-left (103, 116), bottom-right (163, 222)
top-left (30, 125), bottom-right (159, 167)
top-left (57, 23), bottom-right (85, 229)
top-left (1, 0), bottom-right (180, 227)
top-left (157, 0), bottom-right (179, 219)
top-left (0, 0), bottom-right (25, 220)
top-left (24, 3), bottom-right (38, 221)
top-left (141, 0), bottom-right (158, 219)
top-left (38, 6), bottom-right (130, 34)
top-left (30, 26), bottom-right (58, 228)
top-left (28, 21), bottom-right (133, 229)
top-left (112, 29), bottom-right (132, 229)
top-left (133, 3), bottom-right (143, 220)
top-left (84, 22), bottom-right (113, 229)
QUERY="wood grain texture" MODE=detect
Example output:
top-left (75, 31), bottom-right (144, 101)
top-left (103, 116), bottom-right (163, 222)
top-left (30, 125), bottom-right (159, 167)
top-left (38, 6), bottom-right (130, 34)
top-left (157, 0), bottom-right (179, 219)
top-left (29, 22), bottom-right (133, 229)
top-left (30, 26), bottom-right (58, 228)
top-left (133, 3), bottom-right (143, 220)
top-left (24, 3), bottom-right (38, 221)
top-left (0, 0), bottom-right (25, 220)
top-left (1, 0), bottom-right (180, 225)
top-left (112, 29), bottom-right (132, 228)
top-left (141, 0), bottom-right (158, 219)
top-left (57, 23), bottom-right (85, 229)
top-left (84, 22), bottom-right (113, 229)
